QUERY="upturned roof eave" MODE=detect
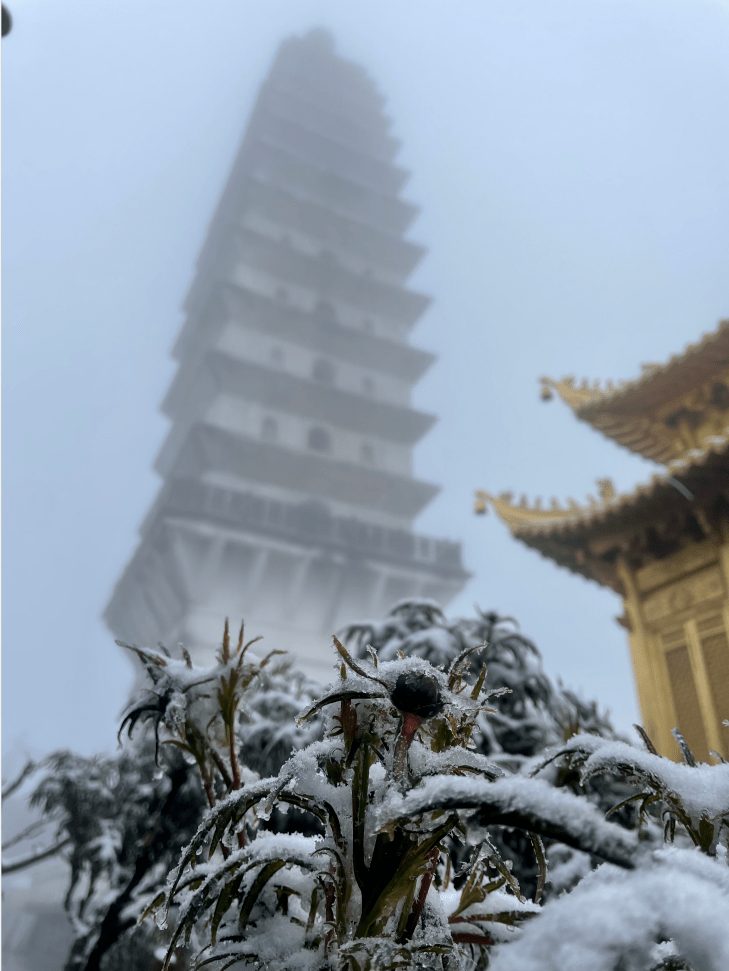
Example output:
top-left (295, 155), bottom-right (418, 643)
top-left (542, 319), bottom-right (729, 420)
top-left (477, 430), bottom-right (729, 543)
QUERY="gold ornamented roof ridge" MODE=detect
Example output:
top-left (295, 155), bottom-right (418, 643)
top-left (538, 320), bottom-right (729, 464)
top-left (540, 319), bottom-right (729, 416)
top-left (475, 429), bottom-right (729, 538)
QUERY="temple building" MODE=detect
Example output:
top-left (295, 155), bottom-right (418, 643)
top-left (476, 320), bottom-right (729, 761)
top-left (104, 29), bottom-right (469, 681)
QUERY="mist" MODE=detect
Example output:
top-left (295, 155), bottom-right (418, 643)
top-left (3, 0), bottom-right (728, 763)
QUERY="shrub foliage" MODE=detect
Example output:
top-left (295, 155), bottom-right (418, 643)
top-left (3, 601), bottom-right (728, 971)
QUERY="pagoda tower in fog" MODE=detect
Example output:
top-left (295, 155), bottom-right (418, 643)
top-left (104, 29), bottom-right (469, 680)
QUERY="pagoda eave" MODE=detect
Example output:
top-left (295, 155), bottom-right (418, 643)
top-left (171, 425), bottom-right (440, 519)
top-left (238, 177), bottom-right (426, 277)
top-left (248, 140), bottom-right (419, 234)
top-left (262, 81), bottom-right (400, 161)
top-left (480, 435), bottom-right (729, 590)
top-left (231, 225), bottom-right (431, 324)
top-left (161, 352), bottom-right (437, 445)
top-left (256, 107), bottom-right (410, 195)
top-left (542, 321), bottom-right (729, 465)
top-left (136, 477), bottom-right (470, 582)
top-left (173, 285), bottom-right (436, 381)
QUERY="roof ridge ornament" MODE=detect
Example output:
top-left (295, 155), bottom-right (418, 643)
top-left (539, 375), bottom-right (605, 410)
top-left (475, 476), bottom-right (624, 533)
top-left (596, 477), bottom-right (616, 502)
top-left (474, 488), bottom-right (591, 529)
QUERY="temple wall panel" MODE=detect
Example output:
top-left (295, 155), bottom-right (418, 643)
top-left (628, 540), bottom-right (729, 761)
top-left (641, 564), bottom-right (723, 625)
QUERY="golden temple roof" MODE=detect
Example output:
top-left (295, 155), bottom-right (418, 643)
top-left (540, 320), bottom-right (729, 464)
top-left (476, 429), bottom-right (729, 539)
top-left (476, 430), bottom-right (729, 590)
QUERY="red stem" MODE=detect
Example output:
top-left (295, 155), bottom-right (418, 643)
top-left (323, 877), bottom-right (336, 951)
top-left (401, 846), bottom-right (439, 942)
top-left (209, 749), bottom-right (233, 791)
top-left (229, 730), bottom-right (241, 791)
top-left (451, 932), bottom-right (496, 946)
top-left (393, 712), bottom-right (422, 786)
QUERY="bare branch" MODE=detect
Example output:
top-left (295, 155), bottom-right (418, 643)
top-left (1, 819), bottom-right (50, 851)
top-left (1, 760), bottom-right (37, 801)
top-left (2, 837), bottom-right (71, 875)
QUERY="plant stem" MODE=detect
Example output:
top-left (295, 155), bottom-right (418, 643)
top-left (393, 713), bottom-right (422, 787)
top-left (229, 730), bottom-right (241, 791)
top-left (400, 846), bottom-right (439, 942)
top-left (2, 838), bottom-right (71, 875)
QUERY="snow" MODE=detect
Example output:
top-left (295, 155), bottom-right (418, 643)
top-left (544, 733), bottom-right (729, 821)
top-left (440, 885), bottom-right (540, 921)
top-left (201, 913), bottom-right (319, 971)
top-left (163, 832), bottom-right (319, 932)
top-left (376, 774), bottom-right (639, 868)
top-left (408, 741), bottom-right (502, 780)
top-left (488, 848), bottom-right (729, 971)
top-left (545, 845), bottom-right (592, 895)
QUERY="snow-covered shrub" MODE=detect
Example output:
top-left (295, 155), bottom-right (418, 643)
top-left (8, 622), bottom-right (322, 971)
top-left (12, 604), bottom-right (729, 971)
top-left (341, 600), bottom-right (637, 898)
top-left (237, 665), bottom-right (323, 780)
top-left (487, 846), bottom-right (729, 971)
top-left (341, 600), bottom-right (613, 760)
top-left (154, 636), bottom-right (641, 971)
top-left (28, 741), bottom-right (205, 971)
top-left (536, 729), bottom-right (729, 855)
top-left (484, 730), bottom-right (729, 971)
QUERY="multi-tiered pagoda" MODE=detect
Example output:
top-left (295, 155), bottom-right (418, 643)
top-left (477, 321), bottom-right (729, 761)
top-left (105, 29), bottom-right (469, 680)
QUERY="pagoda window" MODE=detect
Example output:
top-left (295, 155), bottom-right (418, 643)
top-left (261, 417), bottom-right (278, 443)
top-left (360, 443), bottom-right (375, 464)
top-left (308, 426), bottom-right (330, 452)
top-left (312, 358), bottom-right (336, 385)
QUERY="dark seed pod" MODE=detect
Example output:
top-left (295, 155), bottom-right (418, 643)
top-left (390, 672), bottom-right (444, 719)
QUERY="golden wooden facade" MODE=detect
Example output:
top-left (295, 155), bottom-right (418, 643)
top-left (477, 321), bottom-right (729, 761)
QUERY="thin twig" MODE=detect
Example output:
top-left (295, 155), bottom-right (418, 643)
top-left (1, 819), bottom-right (50, 851)
top-left (2, 760), bottom-right (36, 801)
top-left (2, 838), bottom-right (71, 875)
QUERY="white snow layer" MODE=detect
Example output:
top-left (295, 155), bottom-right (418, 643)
top-left (376, 774), bottom-right (638, 864)
top-left (488, 847), bottom-right (729, 971)
top-left (407, 742), bottom-right (502, 780)
top-left (553, 734), bottom-right (729, 820)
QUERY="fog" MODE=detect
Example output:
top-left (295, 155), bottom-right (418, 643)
top-left (3, 0), bottom-right (728, 762)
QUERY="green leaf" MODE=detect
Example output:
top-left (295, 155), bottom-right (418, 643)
top-left (298, 690), bottom-right (385, 724)
top-left (530, 833), bottom-right (546, 904)
top-left (238, 860), bottom-right (287, 930)
top-left (210, 872), bottom-right (244, 945)
top-left (698, 816), bottom-right (715, 853)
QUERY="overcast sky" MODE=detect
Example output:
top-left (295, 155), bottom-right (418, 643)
top-left (3, 0), bottom-right (728, 762)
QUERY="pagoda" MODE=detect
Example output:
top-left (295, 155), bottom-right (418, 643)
top-left (104, 29), bottom-right (469, 681)
top-left (476, 320), bottom-right (729, 761)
